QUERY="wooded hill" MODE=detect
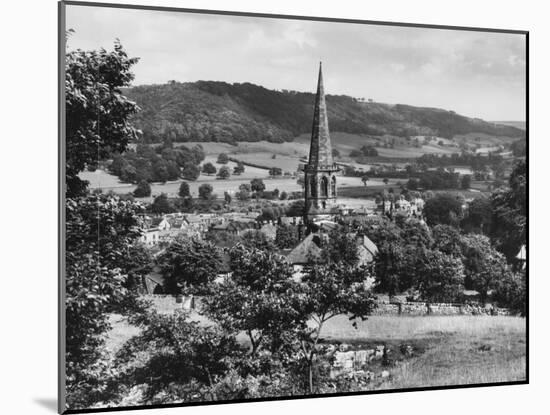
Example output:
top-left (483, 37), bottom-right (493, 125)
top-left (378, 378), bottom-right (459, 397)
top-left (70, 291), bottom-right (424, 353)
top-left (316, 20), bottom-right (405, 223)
top-left (124, 81), bottom-right (525, 145)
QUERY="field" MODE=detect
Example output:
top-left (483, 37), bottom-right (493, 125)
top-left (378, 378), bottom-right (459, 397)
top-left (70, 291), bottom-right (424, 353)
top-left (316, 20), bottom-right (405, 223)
top-left (105, 299), bottom-right (526, 391)
top-left (295, 132), bottom-right (461, 160)
top-left (80, 167), bottom-right (383, 201)
top-left (321, 315), bottom-right (526, 389)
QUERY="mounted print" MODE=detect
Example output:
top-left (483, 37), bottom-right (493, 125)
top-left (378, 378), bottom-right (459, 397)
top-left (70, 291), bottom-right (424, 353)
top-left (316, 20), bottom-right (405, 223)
top-left (59, 1), bottom-right (528, 413)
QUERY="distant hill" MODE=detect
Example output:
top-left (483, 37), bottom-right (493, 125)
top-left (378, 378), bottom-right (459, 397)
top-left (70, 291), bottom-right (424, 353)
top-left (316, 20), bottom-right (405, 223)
top-left (491, 121), bottom-right (526, 131)
top-left (123, 81), bottom-right (526, 145)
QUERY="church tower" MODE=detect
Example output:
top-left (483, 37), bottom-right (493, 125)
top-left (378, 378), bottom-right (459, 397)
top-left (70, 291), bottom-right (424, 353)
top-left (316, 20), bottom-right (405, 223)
top-left (303, 62), bottom-right (340, 218)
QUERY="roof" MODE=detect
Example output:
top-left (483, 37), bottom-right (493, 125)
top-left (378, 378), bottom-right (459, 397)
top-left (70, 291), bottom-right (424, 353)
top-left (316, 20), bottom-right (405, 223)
top-left (286, 233), bottom-right (324, 265)
top-left (347, 231), bottom-right (378, 256)
top-left (516, 245), bottom-right (527, 260)
top-left (306, 63), bottom-right (334, 169)
top-left (150, 217), bottom-right (166, 227)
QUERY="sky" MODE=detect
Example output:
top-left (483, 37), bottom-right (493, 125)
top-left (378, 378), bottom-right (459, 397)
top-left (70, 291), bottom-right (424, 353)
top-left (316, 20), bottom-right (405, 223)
top-left (66, 4), bottom-right (526, 121)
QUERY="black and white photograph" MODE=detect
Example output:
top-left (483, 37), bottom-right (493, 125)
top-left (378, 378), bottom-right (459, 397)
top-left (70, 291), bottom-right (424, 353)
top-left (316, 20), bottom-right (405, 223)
top-left (59, 1), bottom-right (527, 412)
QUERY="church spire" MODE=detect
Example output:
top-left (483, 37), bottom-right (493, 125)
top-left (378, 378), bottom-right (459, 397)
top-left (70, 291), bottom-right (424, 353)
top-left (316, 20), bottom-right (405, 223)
top-left (308, 62), bottom-right (333, 167)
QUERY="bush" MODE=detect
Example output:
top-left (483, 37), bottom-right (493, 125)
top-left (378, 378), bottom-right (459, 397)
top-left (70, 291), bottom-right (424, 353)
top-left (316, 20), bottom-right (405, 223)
top-left (198, 183), bottom-right (214, 200)
top-left (133, 180), bottom-right (151, 197)
top-left (178, 181), bottom-right (190, 198)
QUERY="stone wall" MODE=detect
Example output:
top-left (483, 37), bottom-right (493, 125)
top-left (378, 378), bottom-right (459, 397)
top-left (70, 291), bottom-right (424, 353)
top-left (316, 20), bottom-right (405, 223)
top-left (372, 301), bottom-right (511, 316)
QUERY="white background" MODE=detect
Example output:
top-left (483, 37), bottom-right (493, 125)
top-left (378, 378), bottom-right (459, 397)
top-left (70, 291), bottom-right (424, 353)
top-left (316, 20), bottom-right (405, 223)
top-left (0, 0), bottom-right (544, 414)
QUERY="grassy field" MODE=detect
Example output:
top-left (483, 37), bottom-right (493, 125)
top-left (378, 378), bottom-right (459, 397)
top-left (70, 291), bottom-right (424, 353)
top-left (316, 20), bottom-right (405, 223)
top-left (80, 168), bottom-right (374, 201)
top-left (321, 314), bottom-right (526, 388)
top-left (105, 296), bottom-right (526, 391)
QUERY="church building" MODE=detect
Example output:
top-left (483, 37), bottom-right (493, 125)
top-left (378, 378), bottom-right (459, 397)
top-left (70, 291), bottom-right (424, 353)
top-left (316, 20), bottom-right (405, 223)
top-left (303, 62), bottom-right (340, 220)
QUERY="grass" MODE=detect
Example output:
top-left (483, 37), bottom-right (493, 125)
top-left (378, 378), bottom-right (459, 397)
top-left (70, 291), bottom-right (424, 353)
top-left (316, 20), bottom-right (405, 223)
top-left (320, 315), bottom-right (526, 389)
top-left (104, 304), bottom-right (526, 395)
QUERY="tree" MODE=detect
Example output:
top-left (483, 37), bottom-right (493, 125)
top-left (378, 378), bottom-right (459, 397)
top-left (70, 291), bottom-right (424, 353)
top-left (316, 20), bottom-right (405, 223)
top-left (115, 310), bottom-right (245, 398)
top-left (151, 193), bottom-right (172, 214)
top-left (65, 41), bottom-right (140, 197)
top-left (250, 178), bottom-right (266, 193)
top-left (493, 270), bottom-right (526, 315)
top-left (204, 245), bottom-right (302, 356)
top-left (413, 249), bottom-right (465, 303)
top-left (279, 191), bottom-right (288, 200)
top-left (199, 184), bottom-right (214, 200)
top-left (423, 193), bottom-right (463, 227)
top-left (361, 175), bottom-right (369, 187)
top-left (133, 180), bottom-right (151, 197)
top-left (182, 162), bottom-right (200, 181)
top-left (158, 237), bottom-right (223, 295)
top-left (202, 162), bottom-right (217, 176)
top-left (332, 148), bottom-right (340, 158)
top-left (233, 162), bottom-right (245, 175)
top-left (178, 181), bottom-right (190, 198)
top-left (286, 200), bottom-right (305, 217)
top-left (240, 230), bottom-right (275, 251)
top-left (490, 161), bottom-right (527, 260)
top-left (65, 195), bottom-right (148, 407)
top-left (462, 197), bottom-right (492, 233)
top-left (224, 191), bottom-right (232, 204)
top-left (217, 153), bottom-right (229, 164)
top-left (461, 234), bottom-right (510, 304)
top-left (217, 166), bottom-right (231, 180)
top-left (432, 224), bottom-right (463, 256)
top-left (298, 262), bottom-right (376, 392)
top-left (406, 178), bottom-right (419, 190)
top-left (400, 220), bottom-right (433, 248)
top-left (275, 224), bottom-right (299, 249)
top-left (461, 174), bottom-right (471, 189)
top-left (269, 167), bottom-right (283, 176)
top-left (383, 178), bottom-right (389, 185)
top-left (236, 183), bottom-right (251, 201)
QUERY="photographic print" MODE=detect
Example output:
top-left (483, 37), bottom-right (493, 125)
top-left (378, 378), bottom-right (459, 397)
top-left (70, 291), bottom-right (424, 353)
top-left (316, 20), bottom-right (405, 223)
top-left (59, 1), bottom-right (528, 413)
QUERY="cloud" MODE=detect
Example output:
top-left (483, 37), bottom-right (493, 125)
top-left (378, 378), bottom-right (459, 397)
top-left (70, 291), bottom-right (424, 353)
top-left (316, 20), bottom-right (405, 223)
top-left (66, 4), bottom-right (526, 121)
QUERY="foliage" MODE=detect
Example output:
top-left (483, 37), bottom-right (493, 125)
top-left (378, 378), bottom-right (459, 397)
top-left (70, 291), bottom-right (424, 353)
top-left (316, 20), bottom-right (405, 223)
top-left (157, 236), bottom-right (222, 295)
top-left (217, 153), bottom-right (229, 164)
top-left (236, 183), bottom-right (251, 201)
top-left (202, 162), bottom-right (217, 175)
top-left (133, 180), bottom-right (151, 197)
top-left (204, 245), bottom-right (302, 356)
top-left (151, 193), bottom-right (172, 214)
top-left (217, 166), bottom-right (231, 179)
top-left (198, 183), bottom-right (214, 200)
top-left (461, 174), bottom-right (471, 189)
top-left (233, 162), bottom-right (245, 175)
top-left (65, 41), bottom-right (140, 197)
top-left (275, 224), bottom-right (300, 249)
top-left (423, 193), bottom-right (463, 227)
top-left (286, 200), bottom-right (305, 217)
top-left (114, 311), bottom-right (246, 400)
top-left (460, 234), bottom-right (510, 304)
top-left (490, 161), bottom-right (527, 261)
top-left (462, 197), bottom-right (492, 234)
top-left (182, 162), bottom-right (201, 181)
top-left (178, 181), bottom-right (190, 198)
top-left (125, 81), bottom-right (524, 145)
top-left (250, 178), bottom-right (266, 193)
top-left (239, 230), bottom-right (276, 252)
top-left (298, 262), bottom-right (377, 392)
top-left (492, 271), bottom-right (527, 315)
top-left (413, 249), bottom-right (465, 303)
top-left (65, 195), bottom-right (149, 407)
top-left (432, 224), bottom-right (463, 256)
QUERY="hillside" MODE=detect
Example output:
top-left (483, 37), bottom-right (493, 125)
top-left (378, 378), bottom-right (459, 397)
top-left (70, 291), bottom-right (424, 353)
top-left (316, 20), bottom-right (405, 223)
top-left (124, 81), bottom-right (525, 145)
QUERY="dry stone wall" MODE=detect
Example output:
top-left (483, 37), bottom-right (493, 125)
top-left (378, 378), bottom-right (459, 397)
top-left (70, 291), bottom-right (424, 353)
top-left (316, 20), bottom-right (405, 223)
top-left (372, 301), bottom-right (511, 316)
